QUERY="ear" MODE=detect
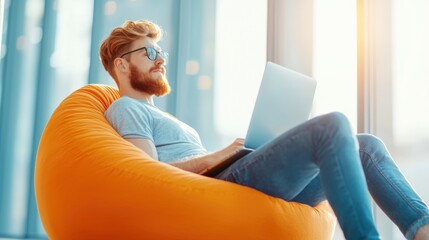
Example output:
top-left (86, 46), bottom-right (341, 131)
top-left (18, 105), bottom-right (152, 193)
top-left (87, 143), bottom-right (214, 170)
top-left (113, 58), bottom-right (128, 73)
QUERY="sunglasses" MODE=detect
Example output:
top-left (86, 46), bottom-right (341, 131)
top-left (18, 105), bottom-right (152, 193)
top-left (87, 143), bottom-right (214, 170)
top-left (120, 46), bottom-right (169, 65)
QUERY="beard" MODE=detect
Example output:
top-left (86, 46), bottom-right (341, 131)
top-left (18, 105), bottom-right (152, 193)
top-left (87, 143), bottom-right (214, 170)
top-left (129, 63), bottom-right (171, 96)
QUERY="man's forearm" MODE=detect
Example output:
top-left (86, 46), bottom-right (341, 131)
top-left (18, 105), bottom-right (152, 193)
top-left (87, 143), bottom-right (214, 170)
top-left (168, 138), bottom-right (245, 174)
top-left (169, 153), bottom-right (221, 173)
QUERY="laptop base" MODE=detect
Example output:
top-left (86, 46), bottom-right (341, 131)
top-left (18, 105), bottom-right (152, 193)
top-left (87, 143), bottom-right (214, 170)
top-left (199, 148), bottom-right (253, 177)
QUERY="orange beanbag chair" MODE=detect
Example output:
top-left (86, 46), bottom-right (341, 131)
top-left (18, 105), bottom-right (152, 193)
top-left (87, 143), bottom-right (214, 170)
top-left (34, 84), bottom-right (336, 240)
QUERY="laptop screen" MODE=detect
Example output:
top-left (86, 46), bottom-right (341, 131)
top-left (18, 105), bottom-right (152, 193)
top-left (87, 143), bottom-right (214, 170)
top-left (244, 62), bottom-right (317, 149)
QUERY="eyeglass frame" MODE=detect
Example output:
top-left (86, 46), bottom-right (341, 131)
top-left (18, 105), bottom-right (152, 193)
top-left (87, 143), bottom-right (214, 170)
top-left (120, 46), bottom-right (169, 65)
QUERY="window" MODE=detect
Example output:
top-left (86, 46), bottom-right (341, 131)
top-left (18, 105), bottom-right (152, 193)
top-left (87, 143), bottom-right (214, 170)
top-left (391, 0), bottom-right (429, 157)
top-left (357, 0), bottom-right (429, 238)
top-left (313, 0), bottom-right (357, 131)
top-left (374, 0), bottom-right (429, 239)
top-left (50, 0), bottom-right (93, 110)
top-left (214, 0), bottom-right (267, 147)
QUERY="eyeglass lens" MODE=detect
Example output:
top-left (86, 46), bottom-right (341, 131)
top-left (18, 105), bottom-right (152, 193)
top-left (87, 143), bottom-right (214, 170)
top-left (146, 47), bottom-right (168, 65)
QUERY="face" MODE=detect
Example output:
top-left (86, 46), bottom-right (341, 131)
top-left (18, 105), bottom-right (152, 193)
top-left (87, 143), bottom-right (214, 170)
top-left (124, 37), bottom-right (171, 96)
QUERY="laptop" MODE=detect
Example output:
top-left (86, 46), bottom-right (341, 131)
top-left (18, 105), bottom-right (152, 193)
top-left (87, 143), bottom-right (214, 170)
top-left (199, 61), bottom-right (317, 177)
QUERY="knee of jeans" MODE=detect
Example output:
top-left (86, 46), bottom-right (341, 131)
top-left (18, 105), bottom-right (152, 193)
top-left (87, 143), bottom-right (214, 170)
top-left (321, 112), bottom-right (352, 132)
top-left (356, 133), bottom-right (387, 153)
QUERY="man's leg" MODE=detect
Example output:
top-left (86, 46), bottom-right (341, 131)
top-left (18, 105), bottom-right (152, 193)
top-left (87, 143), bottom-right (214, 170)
top-left (216, 112), bottom-right (380, 239)
top-left (357, 134), bottom-right (429, 240)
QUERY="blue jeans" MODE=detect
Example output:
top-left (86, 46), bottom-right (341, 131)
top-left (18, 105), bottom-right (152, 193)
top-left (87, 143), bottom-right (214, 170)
top-left (216, 112), bottom-right (429, 240)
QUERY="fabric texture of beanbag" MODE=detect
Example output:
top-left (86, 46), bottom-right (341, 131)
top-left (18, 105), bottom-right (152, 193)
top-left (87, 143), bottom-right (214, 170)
top-left (35, 84), bottom-right (336, 240)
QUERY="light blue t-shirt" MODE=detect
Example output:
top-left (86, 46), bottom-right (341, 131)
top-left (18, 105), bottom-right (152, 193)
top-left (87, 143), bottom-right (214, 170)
top-left (104, 96), bottom-right (207, 162)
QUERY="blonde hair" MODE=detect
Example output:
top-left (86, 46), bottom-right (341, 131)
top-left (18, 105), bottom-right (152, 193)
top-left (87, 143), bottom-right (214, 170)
top-left (99, 19), bottom-right (163, 84)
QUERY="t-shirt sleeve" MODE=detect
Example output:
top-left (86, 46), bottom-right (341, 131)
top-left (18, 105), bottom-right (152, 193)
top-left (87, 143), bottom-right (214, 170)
top-left (104, 98), bottom-right (154, 142)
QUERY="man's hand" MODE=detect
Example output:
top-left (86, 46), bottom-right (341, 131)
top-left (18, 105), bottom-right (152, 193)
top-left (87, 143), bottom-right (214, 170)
top-left (217, 138), bottom-right (245, 160)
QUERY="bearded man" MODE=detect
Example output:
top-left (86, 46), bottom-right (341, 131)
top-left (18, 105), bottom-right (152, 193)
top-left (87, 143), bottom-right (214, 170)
top-left (100, 19), bottom-right (429, 240)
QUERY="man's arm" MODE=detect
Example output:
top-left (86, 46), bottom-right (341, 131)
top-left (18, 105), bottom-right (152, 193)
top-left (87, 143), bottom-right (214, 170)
top-left (125, 138), bottom-right (244, 173)
top-left (126, 138), bottom-right (159, 160)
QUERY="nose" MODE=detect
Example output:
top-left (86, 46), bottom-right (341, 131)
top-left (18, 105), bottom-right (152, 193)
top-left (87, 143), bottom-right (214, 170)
top-left (155, 54), bottom-right (166, 66)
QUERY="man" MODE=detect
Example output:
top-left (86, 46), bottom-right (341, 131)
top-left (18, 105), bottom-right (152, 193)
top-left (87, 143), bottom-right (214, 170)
top-left (100, 19), bottom-right (429, 240)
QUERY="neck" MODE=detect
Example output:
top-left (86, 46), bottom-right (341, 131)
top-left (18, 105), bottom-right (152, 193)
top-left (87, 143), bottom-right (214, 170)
top-left (119, 86), bottom-right (154, 105)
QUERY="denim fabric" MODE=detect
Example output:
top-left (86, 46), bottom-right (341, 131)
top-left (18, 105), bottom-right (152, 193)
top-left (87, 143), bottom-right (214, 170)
top-left (216, 112), bottom-right (429, 240)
